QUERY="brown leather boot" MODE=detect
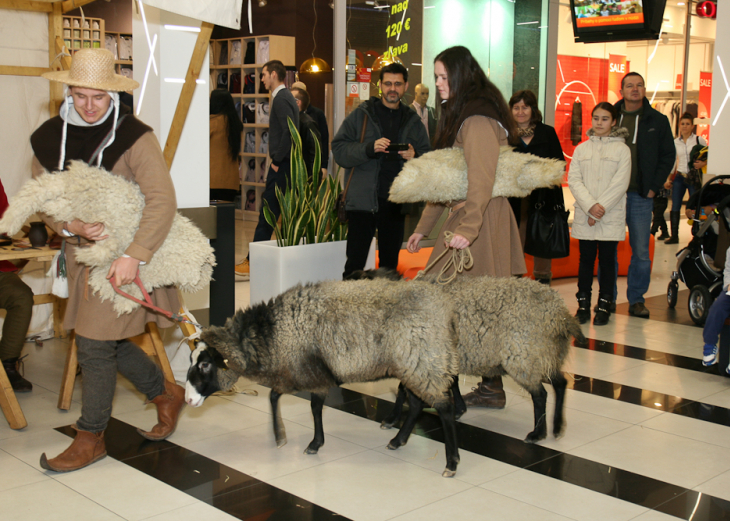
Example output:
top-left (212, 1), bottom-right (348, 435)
top-left (462, 376), bottom-right (506, 409)
top-left (40, 428), bottom-right (106, 472)
top-left (137, 380), bottom-right (186, 441)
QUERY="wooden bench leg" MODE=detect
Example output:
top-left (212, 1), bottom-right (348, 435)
top-left (57, 333), bottom-right (78, 411)
top-left (0, 362), bottom-right (28, 429)
top-left (145, 323), bottom-right (175, 383)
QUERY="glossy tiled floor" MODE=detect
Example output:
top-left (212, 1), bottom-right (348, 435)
top-left (4, 218), bottom-right (730, 520)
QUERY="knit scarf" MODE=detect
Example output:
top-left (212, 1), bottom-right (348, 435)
top-left (517, 125), bottom-right (535, 138)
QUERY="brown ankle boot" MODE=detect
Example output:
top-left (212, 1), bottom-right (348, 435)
top-left (137, 380), bottom-right (186, 441)
top-left (40, 428), bottom-right (106, 472)
top-left (462, 376), bottom-right (506, 409)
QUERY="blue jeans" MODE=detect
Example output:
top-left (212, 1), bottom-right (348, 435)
top-left (672, 175), bottom-right (696, 210)
top-left (626, 192), bottom-right (654, 305)
top-left (703, 290), bottom-right (730, 346)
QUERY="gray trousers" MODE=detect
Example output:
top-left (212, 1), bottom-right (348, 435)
top-left (0, 272), bottom-right (34, 361)
top-left (75, 335), bottom-right (166, 433)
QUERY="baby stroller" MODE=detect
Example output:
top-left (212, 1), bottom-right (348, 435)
top-left (667, 175), bottom-right (730, 325)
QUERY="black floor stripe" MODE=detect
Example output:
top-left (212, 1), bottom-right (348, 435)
top-left (54, 387), bottom-right (730, 521)
top-left (55, 419), bottom-right (349, 521)
top-left (320, 387), bottom-right (730, 521)
top-left (574, 336), bottom-right (711, 373)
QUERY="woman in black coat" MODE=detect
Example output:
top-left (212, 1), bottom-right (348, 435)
top-left (508, 90), bottom-right (567, 285)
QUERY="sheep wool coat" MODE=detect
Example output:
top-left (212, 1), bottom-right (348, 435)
top-left (568, 127), bottom-right (631, 241)
top-left (414, 117), bottom-right (526, 278)
top-left (18, 133), bottom-right (209, 341)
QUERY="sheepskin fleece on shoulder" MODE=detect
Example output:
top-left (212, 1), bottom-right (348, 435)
top-left (0, 161), bottom-right (215, 315)
top-left (389, 146), bottom-right (566, 204)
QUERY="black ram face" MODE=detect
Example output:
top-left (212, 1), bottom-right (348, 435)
top-left (185, 341), bottom-right (226, 407)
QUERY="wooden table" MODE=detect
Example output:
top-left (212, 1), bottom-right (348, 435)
top-left (0, 243), bottom-right (62, 430)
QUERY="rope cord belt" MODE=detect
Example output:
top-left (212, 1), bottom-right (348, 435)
top-left (412, 231), bottom-right (473, 284)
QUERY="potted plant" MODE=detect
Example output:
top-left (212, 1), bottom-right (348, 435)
top-left (249, 119), bottom-right (374, 304)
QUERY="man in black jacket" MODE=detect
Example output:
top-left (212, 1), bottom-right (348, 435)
top-left (614, 72), bottom-right (675, 318)
top-left (332, 63), bottom-right (430, 279)
top-left (291, 87), bottom-right (322, 179)
top-left (236, 60), bottom-right (298, 279)
top-left (292, 81), bottom-right (330, 174)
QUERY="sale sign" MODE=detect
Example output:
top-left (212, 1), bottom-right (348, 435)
top-left (607, 55), bottom-right (628, 104)
top-left (698, 71), bottom-right (712, 143)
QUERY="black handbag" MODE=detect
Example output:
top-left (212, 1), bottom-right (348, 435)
top-left (336, 114), bottom-right (369, 223)
top-left (524, 195), bottom-right (570, 259)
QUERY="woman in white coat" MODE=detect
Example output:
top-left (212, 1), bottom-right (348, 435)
top-left (569, 102), bottom-right (631, 326)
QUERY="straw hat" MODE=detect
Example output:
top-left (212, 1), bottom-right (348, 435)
top-left (42, 49), bottom-right (139, 92)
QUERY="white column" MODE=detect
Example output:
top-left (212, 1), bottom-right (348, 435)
top-left (709, 4), bottom-right (729, 175)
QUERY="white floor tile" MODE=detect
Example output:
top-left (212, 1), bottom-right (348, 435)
top-left (569, 424), bottom-right (730, 489)
top-left (0, 449), bottom-right (50, 492)
top-left (140, 501), bottom-right (239, 521)
top-left (55, 459), bottom-right (197, 521)
top-left (481, 468), bottom-right (649, 521)
top-left (184, 419), bottom-right (368, 482)
top-left (1, 478), bottom-right (125, 521)
top-left (269, 450), bottom-right (473, 521)
top-left (387, 486), bottom-right (574, 521)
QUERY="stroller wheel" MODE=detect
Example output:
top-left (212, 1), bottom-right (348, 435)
top-left (667, 281), bottom-right (679, 308)
top-left (688, 285), bottom-right (713, 326)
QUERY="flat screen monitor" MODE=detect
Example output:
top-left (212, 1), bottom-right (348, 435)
top-left (570, 0), bottom-right (666, 43)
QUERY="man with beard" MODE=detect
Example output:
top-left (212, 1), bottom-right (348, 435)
top-left (332, 63), bottom-right (430, 278)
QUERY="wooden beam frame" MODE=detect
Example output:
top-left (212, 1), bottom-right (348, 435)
top-left (162, 22), bottom-right (214, 170)
top-left (61, 0), bottom-right (97, 14)
top-left (0, 65), bottom-right (51, 76)
top-left (0, 0), bottom-right (52, 12)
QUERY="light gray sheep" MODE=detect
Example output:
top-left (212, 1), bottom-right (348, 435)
top-left (373, 274), bottom-right (583, 445)
top-left (185, 278), bottom-right (463, 477)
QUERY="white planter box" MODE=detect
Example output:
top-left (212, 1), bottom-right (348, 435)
top-left (249, 239), bottom-right (375, 305)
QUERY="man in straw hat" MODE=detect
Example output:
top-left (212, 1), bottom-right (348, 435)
top-left (32, 49), bottom-right (185, 472)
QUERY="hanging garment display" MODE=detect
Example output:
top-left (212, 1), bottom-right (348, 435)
top-left (259, 131), bottom-right (269, 155)
top-left (257, 39), bottom-right (270, 63)
top-left (256, 102), bottom-right (270, 124)
top-left (244, 131), bottom-right (256, 153)
top-left (571, 101), bottom-right (582, 145)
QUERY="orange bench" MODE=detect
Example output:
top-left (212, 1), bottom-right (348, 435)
top-left (375, 233), bottom-right (655, 280)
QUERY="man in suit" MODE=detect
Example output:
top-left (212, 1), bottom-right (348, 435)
top-left (410, 83), bottom-right (436, 143)
top-left (235, 60), bottom-right (299, 279)
top-left (291, 87), bottom-right (322, 179)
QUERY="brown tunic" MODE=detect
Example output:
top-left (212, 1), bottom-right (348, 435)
top-left (414, 116), bottom-right (526, 278)
top-left (32, 132), bottom-right (180, 341)
top-left (209, 114), bottom-right (240, 191)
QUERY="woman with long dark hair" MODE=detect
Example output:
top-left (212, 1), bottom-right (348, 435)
top-left (508, 90), bottom-right (567, 285)
top-left (209, 89), bottom-right (243, 202)
top-left (407, 46), bottom-right (525, 409)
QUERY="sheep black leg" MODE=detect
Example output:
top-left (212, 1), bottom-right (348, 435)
top-left (434, 400), bottom-right (460, 477)
top-left (387, 389), bottom-right (423, 450)
top-left (551, 372), bottom-right (568, 438)
top-left (525, 384), bottom-right (548, 443)
top-left (381, 382), bottom-right (407, 429)
top-left (270, 390), bottom-right (287, 448)
top-left (305, 392), bottom-right (327, 454)
top-left (451, 376), bottom-right (467, 420)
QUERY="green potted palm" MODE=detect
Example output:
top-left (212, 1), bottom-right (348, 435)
top-left (249, 118), bottom-right (356, 304)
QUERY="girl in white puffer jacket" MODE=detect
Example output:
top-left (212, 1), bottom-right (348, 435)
top-left (568, 102), bottom-right (631, 326)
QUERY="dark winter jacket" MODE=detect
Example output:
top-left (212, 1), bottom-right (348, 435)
top-left (509, 123), bottom-right (566, 225)
top-left (613, 97), bottom-right (675, 198)
top-left (306, 104), bottom-right (329, 168)
top-left (332, 98), bottom-right (431, 212)
top-left (299, 111), bottom-right (322, 178)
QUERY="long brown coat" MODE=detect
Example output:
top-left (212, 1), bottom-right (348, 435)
top-left (32, 132), bottom-right (180, 341)
top-left (414, 116), bottom-right (526, 278)
top-left (209, 114), bottom-right (240, 191)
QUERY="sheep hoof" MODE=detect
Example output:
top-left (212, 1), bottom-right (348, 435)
top-left (442, 469), bottom-right (456, 478)
top-left (524, 431), bottom-right (546, 444)
top-left (386, 440), bottom-right (404, 450)
top-left (303, 447), bottom-right (320, 455)
top-left (380, 421), bottom-right (394, 430)
top-left (554, 424), bottom-right (566, 439)
top-left (276, 438), bottom-right (288, 449)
